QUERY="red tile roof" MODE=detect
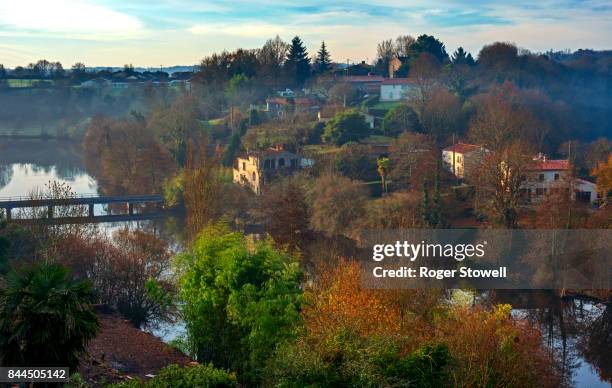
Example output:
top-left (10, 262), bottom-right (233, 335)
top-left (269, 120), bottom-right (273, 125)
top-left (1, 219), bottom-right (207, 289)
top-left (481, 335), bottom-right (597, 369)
top-left (443, 143), bottom-right (483, 154)
top-left (533, 159), bottom-right (569, 171)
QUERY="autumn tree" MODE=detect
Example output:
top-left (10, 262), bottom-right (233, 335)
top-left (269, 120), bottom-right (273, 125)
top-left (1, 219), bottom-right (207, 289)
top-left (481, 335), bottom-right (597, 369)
top-left (259, 178), bottom-right (310, 250)
top-left (468, 85), bottom-right (538, 151)
top-left (183, 138), bottom-right (222, 237)
top-left (592, 154), bottom-right (612, 204)
top-left (388, 132), bottom-right (437, 189)
top-left (474, 140), bottom-right (535, 228)
top-left (307, 173), bottom-right (369, 237)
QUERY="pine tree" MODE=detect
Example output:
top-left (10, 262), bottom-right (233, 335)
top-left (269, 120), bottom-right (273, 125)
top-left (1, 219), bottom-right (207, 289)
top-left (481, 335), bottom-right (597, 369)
top-left (285, 36), bottom-right (311, 86)
top-left (315, 41), bottom-right (332, 74)
top-left (451, 47), bottom-right (475, 66)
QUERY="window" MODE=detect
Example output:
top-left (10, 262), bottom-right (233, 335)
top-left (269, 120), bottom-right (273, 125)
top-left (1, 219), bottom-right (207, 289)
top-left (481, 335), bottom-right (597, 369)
top-left (539, 173), bottom-right (545, 182)
top-left (536, 188), bottom-right (544, 196)
top-left (271, 159), bottom-right (276, 169)
top-left (291, 159), bottom-right (298, 168)
top-left (252, 172), bottom-right (256, 181)
top-left (242, 162), bottom-right (246, 171)
top-left (278, 158), bottom-right (285, 167)
top-left (264, 159), bottom-right (271, 169)
top-left (554, 173), bottom-right (560, 181)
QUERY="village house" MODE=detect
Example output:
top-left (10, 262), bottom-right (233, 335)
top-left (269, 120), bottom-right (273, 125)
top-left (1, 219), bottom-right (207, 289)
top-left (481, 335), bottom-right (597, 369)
top-left (442, 143), bottom-right (489, 179)
top-left (265, 97), bottom-right (320, 119)
top-left (380, 78), bottom-right (418, 101)
top-left (233, 146), bottom-right (307, 194)
top-left (521, 154), bottom-right (598, 204)
top-left (337, 75), bottom-right (385, 95)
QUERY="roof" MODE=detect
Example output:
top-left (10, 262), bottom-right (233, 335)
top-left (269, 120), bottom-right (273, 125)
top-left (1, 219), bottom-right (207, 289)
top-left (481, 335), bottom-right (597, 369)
top-left (266, 97), bottom-right (318, 106)
top-left (532, 159), bottom-right (569, 171)
top-left (382, 78), bottom-right (416, 85)
top-left (443, 143), bottom-right (484, 154)
top-left (339, 76), bottom-right (385, 83)
top-left (575, 177), bottom-right (596, 187)
top-left (78, 311), bottom-right (193, 385)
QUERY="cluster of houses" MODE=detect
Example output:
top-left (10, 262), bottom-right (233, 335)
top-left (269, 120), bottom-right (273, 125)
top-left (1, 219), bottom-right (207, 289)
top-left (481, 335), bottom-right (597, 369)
top-left (79, 71), bottom-right (193, 91)
top-left (442, 143), bottom-right (599, 204)
top-left (232, 140), bottom-right (598, 207)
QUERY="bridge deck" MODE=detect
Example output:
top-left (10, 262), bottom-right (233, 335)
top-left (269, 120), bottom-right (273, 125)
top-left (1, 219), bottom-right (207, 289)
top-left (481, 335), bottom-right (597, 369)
top-left (0, 194), bottom-right (164, 209)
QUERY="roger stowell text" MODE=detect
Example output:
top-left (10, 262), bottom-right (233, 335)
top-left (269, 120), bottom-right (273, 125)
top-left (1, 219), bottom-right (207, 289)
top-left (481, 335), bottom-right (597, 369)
top-left (371, 240), bottom-right (507, 279)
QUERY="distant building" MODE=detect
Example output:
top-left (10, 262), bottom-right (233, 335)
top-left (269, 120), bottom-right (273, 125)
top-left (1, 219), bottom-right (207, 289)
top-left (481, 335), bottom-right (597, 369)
top-left (521, 154), bottom-right (598, 203)
top-left (380, 78), bottom-right (418, 101)
top-left (233, 146), bottom-right (308, 194)
top-left (442, 143), bottom-right (489, 179)
top-left (337, 75), bottom-right (385, 95)
top-left (265, 97), bottom-right (320, 119)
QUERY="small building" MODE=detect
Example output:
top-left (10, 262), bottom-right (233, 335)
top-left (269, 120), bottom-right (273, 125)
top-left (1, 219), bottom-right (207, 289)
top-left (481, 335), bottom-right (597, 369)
top-left (521, 155), bottom-right (598, 203)
top-left (380, 78), bottom-right (418, 101)
top-left (233, 146), bottom-right (305, 194)
top-left (442, 143), bottom-right (489, 179)
top-left (337, 75), bottom-right (385, 95)
top-left (265, 97), bottom-right (320, 119)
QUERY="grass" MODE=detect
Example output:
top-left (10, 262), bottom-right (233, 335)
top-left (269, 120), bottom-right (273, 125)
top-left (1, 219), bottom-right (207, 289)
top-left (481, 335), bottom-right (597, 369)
top-left (370, 101), bottom-right (400, 111)
top-left (361, 135), bottom-right (395, 145)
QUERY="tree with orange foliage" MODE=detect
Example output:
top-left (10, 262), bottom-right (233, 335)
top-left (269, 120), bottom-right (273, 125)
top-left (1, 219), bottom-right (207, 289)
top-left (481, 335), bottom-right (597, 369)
top-left (592, 154), bottom-right (612, 204)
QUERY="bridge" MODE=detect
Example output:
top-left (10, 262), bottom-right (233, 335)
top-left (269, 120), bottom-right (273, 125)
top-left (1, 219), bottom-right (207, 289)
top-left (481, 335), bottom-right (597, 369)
top-left (0, 194), bottom-right (165, 222)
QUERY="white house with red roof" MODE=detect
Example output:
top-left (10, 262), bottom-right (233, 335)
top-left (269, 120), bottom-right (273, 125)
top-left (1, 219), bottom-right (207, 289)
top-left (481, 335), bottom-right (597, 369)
top-left (521, 154), bottom-right (598, 203)
top-left (442, 143), bottom-right (489, 179)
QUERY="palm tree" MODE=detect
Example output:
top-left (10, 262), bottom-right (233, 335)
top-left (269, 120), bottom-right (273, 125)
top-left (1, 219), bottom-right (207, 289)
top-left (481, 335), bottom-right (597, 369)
top-left (0, 262), bottom-right (99, 369)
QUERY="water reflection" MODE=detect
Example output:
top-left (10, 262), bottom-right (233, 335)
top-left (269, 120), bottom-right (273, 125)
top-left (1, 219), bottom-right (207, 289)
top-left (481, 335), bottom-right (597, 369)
top-left (488, 290), bottom-right (611, 387)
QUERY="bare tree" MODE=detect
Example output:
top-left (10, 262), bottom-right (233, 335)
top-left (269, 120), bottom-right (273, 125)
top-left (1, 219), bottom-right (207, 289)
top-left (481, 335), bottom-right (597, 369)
top-left (474, 141), bottom-right (535, 228)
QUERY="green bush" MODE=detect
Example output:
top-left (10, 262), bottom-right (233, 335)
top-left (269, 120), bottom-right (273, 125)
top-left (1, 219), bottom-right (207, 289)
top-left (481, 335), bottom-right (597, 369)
top-left (110, 364), bottom-right (236, 388)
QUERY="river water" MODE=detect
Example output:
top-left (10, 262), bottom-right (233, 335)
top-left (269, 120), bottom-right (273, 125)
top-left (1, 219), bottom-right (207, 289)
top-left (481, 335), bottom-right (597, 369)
top-left (0, 139), bottom-right (609, 387)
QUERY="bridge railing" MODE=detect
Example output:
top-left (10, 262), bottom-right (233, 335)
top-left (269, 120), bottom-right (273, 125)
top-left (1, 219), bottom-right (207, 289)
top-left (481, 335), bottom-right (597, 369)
top-left (0, 193), bottom-right (101, 202)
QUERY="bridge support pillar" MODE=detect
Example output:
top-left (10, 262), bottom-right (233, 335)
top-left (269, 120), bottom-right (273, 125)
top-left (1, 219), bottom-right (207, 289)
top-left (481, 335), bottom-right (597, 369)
top-left (88, 204), bottom-right (94, 218)
top-left (5, 208), bottom-right (11, 220)
top-left (128, 203), bottom-right (134, 215)
top-left (47, 205), bottom-right (53, 219)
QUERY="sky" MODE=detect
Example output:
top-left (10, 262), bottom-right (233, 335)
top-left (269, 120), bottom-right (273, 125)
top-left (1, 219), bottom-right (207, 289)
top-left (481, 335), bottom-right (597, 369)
top-left (0, 0), bottom-right (611, 68)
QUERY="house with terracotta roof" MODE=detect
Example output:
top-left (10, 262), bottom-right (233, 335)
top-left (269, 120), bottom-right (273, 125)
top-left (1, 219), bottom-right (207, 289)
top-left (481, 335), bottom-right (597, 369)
top-left (521, 154), bottom-right (598, 203)
top-left (337, 75), bottom-right (385, 94)
top-left (442, 143), bottom-right (489, 179)
top-left (380, 78), bottom-right (419, 101)
top-left (233, 145), bottom-right (309, 194)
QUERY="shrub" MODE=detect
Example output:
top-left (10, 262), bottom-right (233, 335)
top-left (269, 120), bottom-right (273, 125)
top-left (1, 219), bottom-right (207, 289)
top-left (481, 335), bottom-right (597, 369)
top-left (110, 363), bottom-right (236, 388)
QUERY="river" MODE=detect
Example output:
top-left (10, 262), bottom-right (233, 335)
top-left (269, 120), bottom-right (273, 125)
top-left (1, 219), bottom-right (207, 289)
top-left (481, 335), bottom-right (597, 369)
top-left (0, 138), bottom-right (610, 387)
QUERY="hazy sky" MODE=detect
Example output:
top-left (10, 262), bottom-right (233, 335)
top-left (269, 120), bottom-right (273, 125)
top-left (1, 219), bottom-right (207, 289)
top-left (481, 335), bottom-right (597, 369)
top-left (1, 0), bottom-right (611, 68)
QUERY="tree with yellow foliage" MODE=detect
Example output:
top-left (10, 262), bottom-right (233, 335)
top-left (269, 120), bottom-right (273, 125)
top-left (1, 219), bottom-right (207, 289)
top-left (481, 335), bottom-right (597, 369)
top-left (592, 154), bottom-right (612, 204)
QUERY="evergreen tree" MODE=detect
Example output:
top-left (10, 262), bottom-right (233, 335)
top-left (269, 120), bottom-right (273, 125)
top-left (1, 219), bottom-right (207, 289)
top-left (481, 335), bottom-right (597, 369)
top-left (315, 41), bottom-right (332, 74)
top-left (285, 36), bottom-right (311, 86)
top-left (451, 47), bottom-right (475, 66)
top-left (411, 34), bottom-right (449, 63)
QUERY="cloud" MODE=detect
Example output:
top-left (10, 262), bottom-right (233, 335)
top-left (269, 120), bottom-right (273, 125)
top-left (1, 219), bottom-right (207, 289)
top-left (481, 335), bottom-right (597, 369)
top-left (188, 22), bottom-right (285, 37)
top-left (0, 0), bottom-right (143, 36)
